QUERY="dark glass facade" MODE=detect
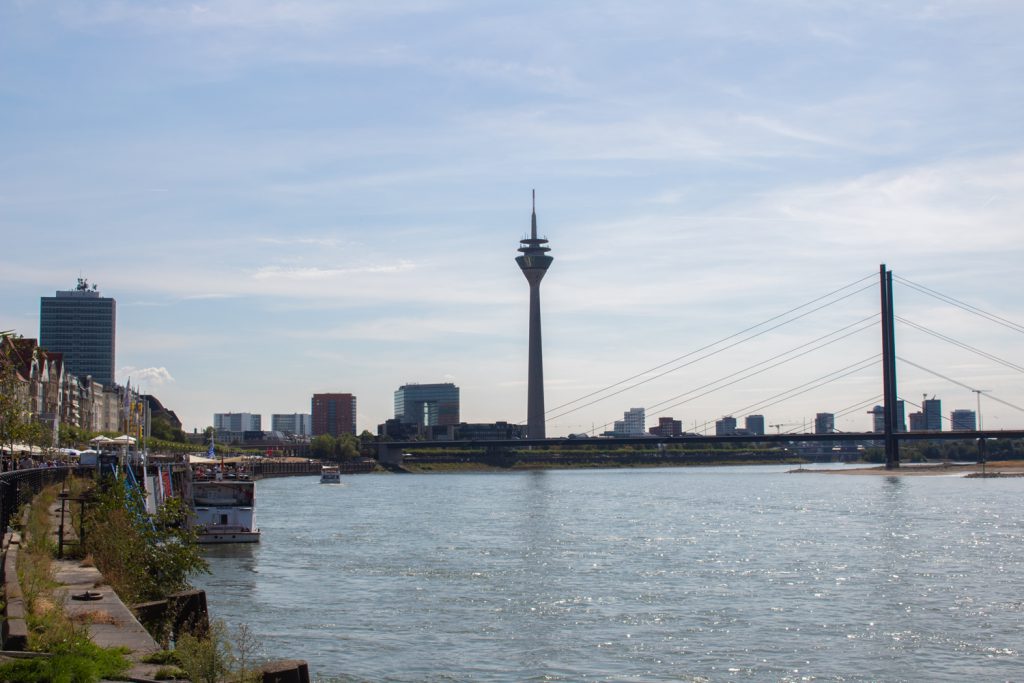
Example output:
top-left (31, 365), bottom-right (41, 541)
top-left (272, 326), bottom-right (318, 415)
top-left (39, 288), bottom-right (116, 386)
top-left (394, 383), bottom-right (460, 427)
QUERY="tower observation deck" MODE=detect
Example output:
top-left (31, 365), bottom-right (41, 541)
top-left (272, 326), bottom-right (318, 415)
top-left (516, 190), bottom-right (553, 439)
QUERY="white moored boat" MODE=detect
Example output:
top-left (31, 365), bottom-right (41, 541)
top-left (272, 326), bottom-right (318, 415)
top-left (320, 465), bottom-right (342, 484)
top-left (191, 480), bottom-right (260, 543)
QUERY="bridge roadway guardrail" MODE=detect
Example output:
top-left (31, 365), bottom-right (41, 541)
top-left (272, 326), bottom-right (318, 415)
top-left (385, 429), bottom-right (1024, 452)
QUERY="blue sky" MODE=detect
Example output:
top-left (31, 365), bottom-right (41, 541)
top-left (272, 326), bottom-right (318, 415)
top-left (2, 1), bottom-right (1023, 435)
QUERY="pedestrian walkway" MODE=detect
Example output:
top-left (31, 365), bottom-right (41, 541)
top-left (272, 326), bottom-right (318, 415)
top-left (45, 500), bottom-right (166, 682)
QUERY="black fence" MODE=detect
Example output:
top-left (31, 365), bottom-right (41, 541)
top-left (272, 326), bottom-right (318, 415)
top-left (247, 459), bottom-right (375, 479)
top-left (0, 467), bottom-right (92, 535)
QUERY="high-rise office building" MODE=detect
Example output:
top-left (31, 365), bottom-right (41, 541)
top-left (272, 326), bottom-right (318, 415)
top-left (715, 416), bottom-right (738, 436)
top-left (39, 279), bottom-right (116, 386)
top-left (272, 413), bottom-right (312, 437)
top-left (745, 414), bottom-right (765, 436)
top-left (516, 191), bottom-right (553, 439)
top-left (814, 412), bottom-right (835, 434)
top-left (872, 401), bottom-right (907, 432)
top-left (923, 398), bottom-right (942, 431)
top-left (312, 393), bottom-right (357, 436)
top-left (213, 412), bottom-right (262, 432)
top-left (394, 383), bottom-right (460, 427)
top-left (950, 409), bottom-right (977, 431)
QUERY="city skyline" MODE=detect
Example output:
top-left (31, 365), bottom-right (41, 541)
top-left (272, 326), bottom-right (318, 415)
top-left (2, 3), bottom-right (1023, 434)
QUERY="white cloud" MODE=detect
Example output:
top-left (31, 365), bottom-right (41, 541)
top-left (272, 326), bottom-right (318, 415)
top-left (120, 366), bottom-right (176, 386)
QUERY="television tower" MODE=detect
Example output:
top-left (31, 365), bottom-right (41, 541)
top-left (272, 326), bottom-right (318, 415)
top-left (516, 190), bottom-right (553, 439)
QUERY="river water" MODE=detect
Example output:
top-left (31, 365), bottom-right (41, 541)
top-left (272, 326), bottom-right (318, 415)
top-left (192, 466), bottom-right (1023, 681)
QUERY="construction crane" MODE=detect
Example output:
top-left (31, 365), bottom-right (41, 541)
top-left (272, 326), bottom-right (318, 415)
top-left (971, 388), bottom-right (990, 430)
top-left (770, 423), bottom-right (802, 434)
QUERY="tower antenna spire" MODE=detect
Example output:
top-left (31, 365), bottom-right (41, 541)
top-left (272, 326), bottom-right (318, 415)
top-left (531, 189), bottom-right (537, 239)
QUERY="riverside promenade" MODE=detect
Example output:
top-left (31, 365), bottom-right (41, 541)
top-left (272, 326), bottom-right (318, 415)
top-left (1, 471), bottom-right (312, 683)
top-left (50, 498), bottom-right (164, 682)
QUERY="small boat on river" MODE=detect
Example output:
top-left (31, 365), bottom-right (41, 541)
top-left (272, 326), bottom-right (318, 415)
top-left (320, 465), bottom-right (342, 484)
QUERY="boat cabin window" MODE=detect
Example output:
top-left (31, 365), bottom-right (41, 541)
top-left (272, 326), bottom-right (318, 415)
top-left (220, 514), bottom-right (228, 525)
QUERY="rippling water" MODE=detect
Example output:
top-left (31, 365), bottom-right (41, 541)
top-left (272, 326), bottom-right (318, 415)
top-left (192, 466), bottom-right (1024, 681)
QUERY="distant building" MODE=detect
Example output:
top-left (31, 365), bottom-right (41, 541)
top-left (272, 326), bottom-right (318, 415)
top-left (456, 422), bottom-right (527, 440)
top-left (312, 393), bottom-right (357, 436)
top-left (611, 407), bottom-right (644, 435)
top-left (377, 418), bottom-right (418, 441)
top-left (649, 417), bottom-right (682, 437)
top-left (868, 405), bottom-right (883, 433)
top-left (908, 411), bottom-right (927, 431)
top-left (950, 409), bottom-right (977, 431)
top-left (394, 383), bottom-right (460, 427)
top-left (923, 398), bottom-right (942, 431)
top-left (814, 412), bottom-right (835, 434)
top-left (39, 279), bottom-right (116, 386)
top-left (605, 407), bottom-right (646, 437)
top-left (143, 394), bottom-right (182, 430)
top-left (870, 401), bottom-right (907, 433)
top-left (744, 414), bottom-right (765, 436)
top-left (214, 412), bottom-right (262, 432)
top-left (271, 413), bottom-right (312, 437)
top-left (715, 416), bottom-right (737, 436)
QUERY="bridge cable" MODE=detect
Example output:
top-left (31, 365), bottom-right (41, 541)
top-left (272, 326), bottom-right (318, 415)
top-left (559, 316), bottom-right (878, 432)
top-left (893, 276), bottom-right (1024, 335)
top-left (896, 357), bottom-right (1024, 416)
top-left (773, 394), bottom-right (884, 436)
top-left (541, 273), bottom-right (878, 420)
top-left (542, 286), bottom-right (878, 427)
top-left (640, 316), bottom-right (878, 416)
top-left (717, 355), bottom-right (881, 433)
top-left (895, 316), bottom-right (1024, 374)
top-left (614, 353), bottom-right (879, 437)
top-left (831, 394), bottom-right (886, 424)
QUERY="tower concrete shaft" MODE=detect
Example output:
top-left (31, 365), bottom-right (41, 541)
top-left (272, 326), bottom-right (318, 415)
top-left (516, 191), bottom-right (553, 439)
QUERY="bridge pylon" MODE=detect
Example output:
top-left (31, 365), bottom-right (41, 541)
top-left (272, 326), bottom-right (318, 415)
top-left (879, 264), bottom-right (900, 469)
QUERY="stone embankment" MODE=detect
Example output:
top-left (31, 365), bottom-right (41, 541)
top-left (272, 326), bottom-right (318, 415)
top-left (1, 482), bottom-right (312, 683)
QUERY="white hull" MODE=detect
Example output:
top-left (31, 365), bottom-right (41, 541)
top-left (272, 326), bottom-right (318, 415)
top-left (320, 466), bottom-right (342, 484)
top-left (191, 480), bottom-right (259, 543)
top-left (197, 528), bottom-right (261, 544)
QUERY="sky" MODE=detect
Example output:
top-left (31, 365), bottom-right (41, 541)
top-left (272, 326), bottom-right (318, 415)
top-left (2, 1), bottom-right (1023, 436)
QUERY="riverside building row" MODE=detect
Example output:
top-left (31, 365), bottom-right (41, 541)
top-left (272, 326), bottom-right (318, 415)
top-left (0, 335), bottom-right (175, 445)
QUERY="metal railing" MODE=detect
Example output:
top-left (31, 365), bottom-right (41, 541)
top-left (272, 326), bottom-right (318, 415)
top-left (0, 467), bottom-right (92, 535)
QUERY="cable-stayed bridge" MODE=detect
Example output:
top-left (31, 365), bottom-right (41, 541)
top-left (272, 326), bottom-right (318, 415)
top-left (382, 265), bottom-right (1024, 470)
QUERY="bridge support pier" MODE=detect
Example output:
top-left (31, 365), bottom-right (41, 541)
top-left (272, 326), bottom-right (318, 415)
top-left (377, 444), bottom-right (404, 468)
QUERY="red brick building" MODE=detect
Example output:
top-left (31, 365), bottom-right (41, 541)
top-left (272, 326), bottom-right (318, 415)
top-left (311, 393), bottom-right (357, 436)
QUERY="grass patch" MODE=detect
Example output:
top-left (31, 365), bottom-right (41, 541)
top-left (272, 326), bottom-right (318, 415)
top-left (3, 482), bottom-right (132, 682)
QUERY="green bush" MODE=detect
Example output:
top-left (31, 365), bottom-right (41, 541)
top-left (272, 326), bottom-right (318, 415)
top-left (82, 477), bottom-right (208, 604)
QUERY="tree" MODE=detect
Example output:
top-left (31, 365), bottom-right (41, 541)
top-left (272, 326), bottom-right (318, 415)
top-left (310, 434), bottom-right (335, 460)
top-left (336, 433), bottom-right (359, 460)
top-left (0, 334), bottom-right (32, 456)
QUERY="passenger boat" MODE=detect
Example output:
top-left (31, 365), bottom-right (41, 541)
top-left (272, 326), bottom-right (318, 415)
top-left (320, 465), bottom-right (342, 484)
top-left (191, 479), bottom-right (260, 543)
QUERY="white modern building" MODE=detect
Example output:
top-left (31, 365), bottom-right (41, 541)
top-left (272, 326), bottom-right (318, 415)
top-left (271, 413), bottom-right (312, 437)
top-left (213, 412), bottom-right (262, 432)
